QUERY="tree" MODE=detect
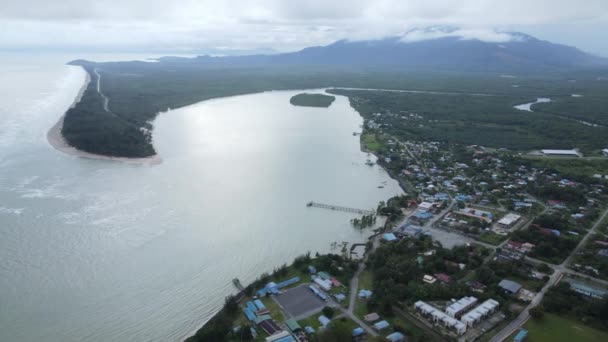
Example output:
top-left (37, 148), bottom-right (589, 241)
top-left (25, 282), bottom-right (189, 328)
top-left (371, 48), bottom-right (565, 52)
top-left (530, 306), bottom-right (545, 320)
top-left (322, 306), bottom-right (335, 318)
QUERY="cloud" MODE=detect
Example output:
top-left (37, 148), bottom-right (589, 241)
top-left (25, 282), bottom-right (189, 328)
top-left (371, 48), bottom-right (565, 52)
top-left (400, 27), bottom-right (517, 43)
top-left (0, 0), bottom-right (607, 53)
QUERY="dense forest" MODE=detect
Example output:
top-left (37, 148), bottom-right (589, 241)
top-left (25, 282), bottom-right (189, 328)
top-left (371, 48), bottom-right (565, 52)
top-left (63, 58), bottom-right (608, 157)
top-left (290, 93), bottom-right (336, 107)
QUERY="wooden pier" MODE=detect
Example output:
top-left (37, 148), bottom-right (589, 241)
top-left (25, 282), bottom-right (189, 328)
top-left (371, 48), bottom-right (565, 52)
top-left (306, 201), bottom-right (375, 215)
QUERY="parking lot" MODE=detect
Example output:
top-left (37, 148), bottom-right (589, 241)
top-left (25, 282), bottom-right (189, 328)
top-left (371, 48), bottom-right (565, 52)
top-left (273, 284), bottom-right (327, 318)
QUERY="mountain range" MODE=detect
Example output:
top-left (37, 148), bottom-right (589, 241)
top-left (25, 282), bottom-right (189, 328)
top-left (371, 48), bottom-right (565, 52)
top-left (163, 29), bottom-right (608, 72)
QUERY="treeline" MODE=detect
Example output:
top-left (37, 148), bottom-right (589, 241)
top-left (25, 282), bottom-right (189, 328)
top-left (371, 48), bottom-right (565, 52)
top-left (328, 88), bottom-right (608, 153)
top-left (541, 282), bottom-right (608, 332)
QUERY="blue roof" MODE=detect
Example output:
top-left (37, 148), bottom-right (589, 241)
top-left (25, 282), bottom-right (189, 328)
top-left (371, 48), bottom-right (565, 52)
top-left (246, 301), bottom-right (257, 313)
top-left (414, 212), bottom-right (433, 219)
top-left (274, 336), bottom-right (296, 342)
top-left (373, 320), bottom-right (389, 330)
top-left (305, 326), bottom-right (315, 334)
top-left (352, 327), bottom-right (365, 336)
top-left (514, 329), bottom-right (528, 342)
top-left (254, 299), bottom-right (266, 310)
top-left (383, 233), bottom-right (397, 241)
top-left (243, 308), bottom-right (256, 321)
top-left (318, 315), bottom-right (331, 326)
top-left (387, 331), bottom-right (406, 342)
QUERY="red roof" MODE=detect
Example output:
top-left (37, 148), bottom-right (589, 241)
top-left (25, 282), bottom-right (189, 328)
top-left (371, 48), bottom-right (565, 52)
top-left (434, 273), bottom-right (452, 283)
top-left (507, 241), bottom-right (523, 249)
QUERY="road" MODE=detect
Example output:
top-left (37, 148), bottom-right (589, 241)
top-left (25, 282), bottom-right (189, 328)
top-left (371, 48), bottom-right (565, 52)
top-left (489, 206), bottom-right (608, 342)
top-left (93, 69), bottom-right (110, 112)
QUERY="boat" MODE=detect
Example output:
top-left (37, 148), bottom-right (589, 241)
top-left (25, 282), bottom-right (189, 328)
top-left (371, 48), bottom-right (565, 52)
top-left (365, 159), bottom-right (374, 166)
top-left (377, 185), bottom-right (384, 189)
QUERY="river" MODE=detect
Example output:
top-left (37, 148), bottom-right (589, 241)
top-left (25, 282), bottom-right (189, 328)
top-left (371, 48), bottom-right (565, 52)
top-left (0, 54), bottom-right (402, 342)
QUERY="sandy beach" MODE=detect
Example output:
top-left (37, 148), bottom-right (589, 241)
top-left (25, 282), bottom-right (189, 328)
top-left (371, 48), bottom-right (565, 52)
top-left (47, 67), bottom-right (162, 165)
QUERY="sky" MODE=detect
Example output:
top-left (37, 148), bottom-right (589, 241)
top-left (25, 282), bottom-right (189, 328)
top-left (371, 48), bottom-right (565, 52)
top-left (2, 0), bottom-right (608, 56)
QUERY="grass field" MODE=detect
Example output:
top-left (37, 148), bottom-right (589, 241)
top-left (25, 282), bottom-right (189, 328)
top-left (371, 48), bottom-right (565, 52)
top-left (361, 133), bottom-right (382, 152)
top-left (521, 313), bottom-right (608, 342)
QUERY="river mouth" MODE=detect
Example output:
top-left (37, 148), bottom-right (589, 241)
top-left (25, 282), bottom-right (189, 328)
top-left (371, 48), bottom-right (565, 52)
top-left (3, 80), bottom-right (402, 342)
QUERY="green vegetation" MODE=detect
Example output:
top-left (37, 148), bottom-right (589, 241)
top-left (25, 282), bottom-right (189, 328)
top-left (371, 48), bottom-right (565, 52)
top-left (289, 93), bottom-right (336, 107)
top-left (541, 282), bottom-right (608, 332)
top-left (64, 57), bottom-right (608, 158)
top-left (527, 158), bottom-right (608, 183)
top-left (521, 313), bottom-right (608, 342)
top-left (328, 86), bottom-right (608, 153)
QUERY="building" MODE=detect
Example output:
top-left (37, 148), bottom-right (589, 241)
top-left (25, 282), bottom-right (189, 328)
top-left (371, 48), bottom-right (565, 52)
top-left (418, 202), bottom-right (435, 211)
top-left (497, 213), bottom-right (521, 229)
top-left (318, 315), bottom-right (331, 327)
top-left (601, 149), bottom-right (608, 156)
top-left (313, 277), bottom-right (332, 291)
top-left (397, 224), bottom-right (423, 237)
top-left (435, 273), bottom-right (453, 283)
top-left (513, 329), bottom-right (528, 342)
top-left (456, 208), bottom-right (493, 223)
top-left (499, 279), bottom-right (522, 294)
top-left (364, 313), bottom-right (380, 322)
top-left (423, 275), bottom-right (437, 284)
top-left (352, 327), bottom-right (366, 338)
top-left (414, 301), bottom-right (467, 335)
top-left (383, 233), bottom-right (398, 242)
top-left (285, 319), bottom-right (302, 334)
top-left (567, 280), bottom-right (607, 299)
top-left (541, 149), bottom-right (582, 157)
top-left (446, 296), bottom-right (477, 318)
top-left (374, 320), bottom-right (390, 331)
top-left (460, 299), bottom-right (500, 327)
top-left (265, 330), bottom-right (296, 342)
top-left (386, 332), bottom-right (406, 342)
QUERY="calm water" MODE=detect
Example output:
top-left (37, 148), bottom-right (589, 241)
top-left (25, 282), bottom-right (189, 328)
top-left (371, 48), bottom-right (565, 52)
top-left (0, 54), bottom-right (402, 342)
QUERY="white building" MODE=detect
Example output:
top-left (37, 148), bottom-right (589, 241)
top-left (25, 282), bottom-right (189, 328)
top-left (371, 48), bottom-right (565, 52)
top-left (541, 149), bottom-right (582, 157)
top-left (497, 213), bottom-right (521, 229)
top-left (460, 299), bottom-right (500, 327)
top-left (313, 277), bottom-right (332, 291)
top-left (603, 149), bottom-right (608, 156)
top-left (415, 301), bottom-right (467, 335)
top-left (446, 296), bottom-right (478, 318)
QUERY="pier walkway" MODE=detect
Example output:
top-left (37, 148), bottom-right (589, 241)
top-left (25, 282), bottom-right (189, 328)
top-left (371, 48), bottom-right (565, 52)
top-left (306, 201), bottom-right (375, 215)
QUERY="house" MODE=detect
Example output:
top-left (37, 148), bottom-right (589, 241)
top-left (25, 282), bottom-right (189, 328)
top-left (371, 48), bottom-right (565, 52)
top-left (598, 249), bottom-right (608, 258)
top-left (396, 224), bottom-right (423, 237)
top-left (468, 281), bottom-right (487, 293)
top-left (359, 289), bottom-right (373, 299)
top-left (602, 149), bottom-right (608, 156)
top-left (383, 233), bottom-right (398, 242)
top-left (352, 327), bottom-right (365, 338)
top-left (364, 312), bottom-right (380, 322)
top-left (418, 202), bottom-right (435, 211)
top-left (265, 330), bottom-right (296, 342)
top-left (498, 279), bottom-right (522, 294)
top-left (456, 208), bottom-right (493, 223)
top-left (434, 273), bottom-right (452, 283)
top-left (513, 329), bottom-right (528, 342)
top-left (414, 301), bottom-right (467, 335)
top-left (374, 320), bottom-right (390, 331)
top-left (423, 275), bottom-right (437, 284)
top-left (318, 315), bottom-right (331, 327)
top-left (285, 319), bottom-right (302, 333)
top-left (386, 332), bottom-right (406, 342)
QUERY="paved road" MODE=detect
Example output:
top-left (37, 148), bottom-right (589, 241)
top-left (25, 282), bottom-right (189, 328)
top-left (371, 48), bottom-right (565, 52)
top-left (93, 69), bottom-right (110, 112)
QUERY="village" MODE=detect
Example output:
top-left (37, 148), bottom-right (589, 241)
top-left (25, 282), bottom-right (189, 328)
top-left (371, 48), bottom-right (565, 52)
top-left (196, 102), bottom-right (608, 342)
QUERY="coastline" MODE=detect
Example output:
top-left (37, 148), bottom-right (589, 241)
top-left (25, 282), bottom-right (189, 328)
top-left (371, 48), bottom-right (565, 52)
top-left (47, 67), bottom-right (162, 165)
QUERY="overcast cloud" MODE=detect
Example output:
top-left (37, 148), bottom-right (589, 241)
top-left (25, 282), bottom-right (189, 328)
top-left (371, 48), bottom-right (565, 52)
top-left (2, 0), bottom-right (608, 55)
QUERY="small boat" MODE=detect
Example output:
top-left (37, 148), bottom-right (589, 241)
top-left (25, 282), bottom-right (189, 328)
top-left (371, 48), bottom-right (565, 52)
top-left (365, 159), bottom-right (374, 166)
top-left (377, 185), bottom-right (384, 189)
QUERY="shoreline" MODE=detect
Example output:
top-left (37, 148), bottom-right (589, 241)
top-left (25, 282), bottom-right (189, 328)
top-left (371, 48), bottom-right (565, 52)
top-left (46, 66), bottom-right (162, 165)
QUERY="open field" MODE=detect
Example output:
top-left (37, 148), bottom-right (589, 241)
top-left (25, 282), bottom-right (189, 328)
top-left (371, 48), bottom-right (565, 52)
top-left (519, 313), bottom-right (608, 342)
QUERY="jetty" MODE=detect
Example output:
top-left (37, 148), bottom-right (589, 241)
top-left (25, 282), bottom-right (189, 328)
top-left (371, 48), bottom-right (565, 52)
top-left (306, 201), bottom-right (375, 215)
